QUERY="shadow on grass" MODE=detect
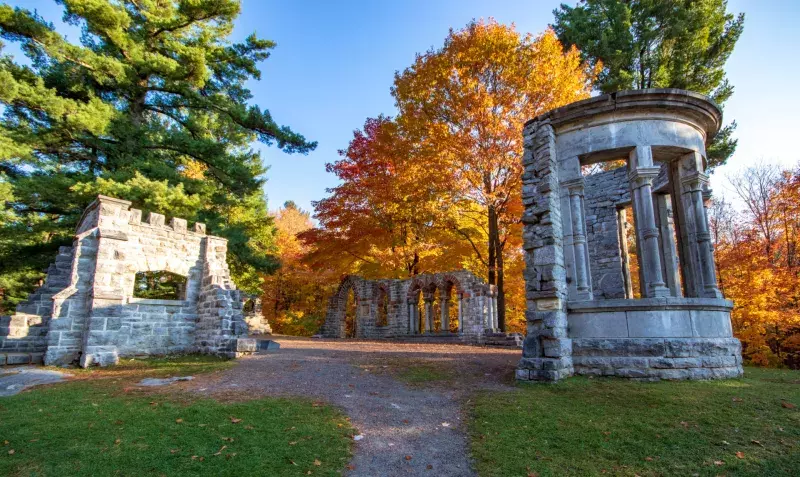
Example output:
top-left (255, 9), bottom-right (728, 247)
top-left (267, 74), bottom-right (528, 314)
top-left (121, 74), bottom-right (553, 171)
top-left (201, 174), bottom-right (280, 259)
top-left (469, 366), bottom-right (800, 477)
top-left (1, 356), bottom-right (354, 476)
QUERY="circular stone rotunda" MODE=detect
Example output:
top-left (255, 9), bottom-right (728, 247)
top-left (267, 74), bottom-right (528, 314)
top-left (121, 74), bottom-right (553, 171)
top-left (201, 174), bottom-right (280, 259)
top-left (517, 89), bottom-right (743, 382)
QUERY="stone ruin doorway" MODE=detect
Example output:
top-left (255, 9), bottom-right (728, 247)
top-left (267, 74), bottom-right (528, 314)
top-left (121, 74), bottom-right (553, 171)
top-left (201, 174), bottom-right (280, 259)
top-left (344, 286), bottom-right (357, 338)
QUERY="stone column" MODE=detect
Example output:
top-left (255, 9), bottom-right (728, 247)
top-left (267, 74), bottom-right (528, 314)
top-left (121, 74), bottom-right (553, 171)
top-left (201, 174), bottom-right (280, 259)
top-left (616, 208), bottom-right (634, 299)
top-left (564, 178), bottom-right (592, 300)
top-left (407, 302), bottom-right (414, 334)
top-left (628, 146), bottom-right (670, 298)
top-left (440, 297), bottom-right (450, 332)
top-left (655, 194), bottom-right (682, 297)
top-left (424, 298), bottom-right (434, 332)
top-left (677, 152), bottom-right (723, 298)
top-left (457, 296), bottom-right (463, 333)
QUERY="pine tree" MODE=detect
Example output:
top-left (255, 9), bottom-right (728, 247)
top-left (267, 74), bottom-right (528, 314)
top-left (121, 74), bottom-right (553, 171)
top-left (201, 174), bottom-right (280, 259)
top-left (0, 0), bottom-right (315, 311)
top-left (552, 0), bottom-right (744, 169)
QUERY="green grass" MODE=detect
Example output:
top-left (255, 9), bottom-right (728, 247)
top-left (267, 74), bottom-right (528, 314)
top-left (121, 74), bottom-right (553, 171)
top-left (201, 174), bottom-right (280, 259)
top-left (469, 367), bottom-right (800, 476)
top-left (1, 356), bottom-right (353, 476)
top-left (51, 353), bottom-right (236, 378)
top-left (395, 363), bottom-right (453, 384)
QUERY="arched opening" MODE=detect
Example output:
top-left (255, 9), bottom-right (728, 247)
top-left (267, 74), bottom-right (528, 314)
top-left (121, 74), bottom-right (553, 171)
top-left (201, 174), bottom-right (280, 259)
top-left (443, 281), bottom-right (460, 333)
top-left (376, 287), bottom-right (389, 327)
top-left (408, 283), bottom-right (423, 334)
top-left (133, 271), bottom-right (187, 300)
top-left (344, 286), bottom-right (357, 338)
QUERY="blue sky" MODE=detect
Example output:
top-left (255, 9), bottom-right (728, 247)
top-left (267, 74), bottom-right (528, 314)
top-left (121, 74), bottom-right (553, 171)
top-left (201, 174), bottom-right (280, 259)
top-left (6, 0), bottom-right (800, 213)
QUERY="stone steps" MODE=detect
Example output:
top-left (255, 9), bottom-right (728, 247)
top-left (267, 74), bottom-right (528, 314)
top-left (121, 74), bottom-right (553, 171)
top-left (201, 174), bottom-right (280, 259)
top-left (483, 332), bottom-right (524, 348)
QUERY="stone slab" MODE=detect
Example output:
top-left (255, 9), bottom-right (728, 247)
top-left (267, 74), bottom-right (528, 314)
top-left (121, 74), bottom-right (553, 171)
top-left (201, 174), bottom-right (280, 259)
top-left (0, 366), bottom-right (67, 397)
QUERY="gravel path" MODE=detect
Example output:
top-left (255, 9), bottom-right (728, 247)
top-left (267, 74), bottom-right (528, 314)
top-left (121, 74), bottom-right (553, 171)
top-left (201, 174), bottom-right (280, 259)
top-left (189, 337), bottom-right (520, 477)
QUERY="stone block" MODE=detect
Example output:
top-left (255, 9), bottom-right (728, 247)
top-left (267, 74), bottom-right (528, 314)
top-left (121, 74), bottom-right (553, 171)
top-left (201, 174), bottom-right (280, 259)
top-left (146, 212), bottom-right (165, 227)
top-left (690, 310), bottom-right (733, 338)
top-left (568, 312), bottom-right (628, 338)
top-left (542, 338), bottom-right (572, 358)
top-left (626, 310), bottom-right (692, 338)
top-left (572, 338), bottom-right (666, 357)
top-left (170, 217), bottom-right (187, 233)
top-left (6, 353), bottom-right (31, 365)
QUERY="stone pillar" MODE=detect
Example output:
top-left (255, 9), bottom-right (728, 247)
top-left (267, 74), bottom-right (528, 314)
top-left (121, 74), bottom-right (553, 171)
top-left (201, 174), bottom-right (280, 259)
top-left (616, 208), bottom-right (634, 299)
top-left (563, 178), bottom-right (592, 300)
top-left (677, 152), bottom-right (723, 298)
top-left (457, 296), bottom-right (463, 333)
top-left (654, 194), bottom-right (682, 297)
top-left (424, 298), bottom-right (434, 332)
top-left (517, 121), bottom-right (573, 381)
top-left (440, 297), bottom-right (450, 332)
top-left (628, 146), bottom-right (670, 298)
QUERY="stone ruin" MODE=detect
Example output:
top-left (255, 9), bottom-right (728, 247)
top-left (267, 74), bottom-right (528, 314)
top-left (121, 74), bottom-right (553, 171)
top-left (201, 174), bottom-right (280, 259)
top-left (517, 89), bottom-right (743, 381)
top-left (0, 195), bottom-right (259, 366)
top-left (320, 271), bottom-right (517, 345)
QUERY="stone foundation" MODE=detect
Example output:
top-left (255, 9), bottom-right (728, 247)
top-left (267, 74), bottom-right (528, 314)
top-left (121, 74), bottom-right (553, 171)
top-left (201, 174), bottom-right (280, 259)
top-left (0, 195), bottom-right (259, 366)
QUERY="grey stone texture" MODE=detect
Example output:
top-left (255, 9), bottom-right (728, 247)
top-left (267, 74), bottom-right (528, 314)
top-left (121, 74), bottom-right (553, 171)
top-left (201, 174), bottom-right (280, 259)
top-left (518, 89), bottom-right (742, 382)
top-left (0, 195), bottom-right (258, 367)
top-left (320, 271), bottom-right (501, 343)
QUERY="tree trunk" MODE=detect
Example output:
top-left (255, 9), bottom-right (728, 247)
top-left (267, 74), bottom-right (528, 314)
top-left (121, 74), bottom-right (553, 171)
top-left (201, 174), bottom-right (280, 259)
top-left (487, 205), bottom-right (497, 288)
top-left (496, 238), bottom-right (506, 332)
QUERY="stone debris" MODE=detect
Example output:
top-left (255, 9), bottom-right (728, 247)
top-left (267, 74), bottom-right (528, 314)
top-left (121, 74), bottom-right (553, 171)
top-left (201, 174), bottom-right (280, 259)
top-left (257, 340), bottom-right (281, 351)
top-left (138, 376), bottom-right (194, 387)
top-left (0, 366), bottom-right (67, 397)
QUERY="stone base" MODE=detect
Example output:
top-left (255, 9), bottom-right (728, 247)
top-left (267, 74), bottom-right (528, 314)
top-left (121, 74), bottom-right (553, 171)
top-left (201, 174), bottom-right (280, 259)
top-left (571, 337), bottom-right (743, 380)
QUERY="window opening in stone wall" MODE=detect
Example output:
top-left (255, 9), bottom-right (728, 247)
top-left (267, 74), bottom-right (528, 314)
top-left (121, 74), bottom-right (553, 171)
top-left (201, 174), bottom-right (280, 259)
top-left (414, 290), bottom-right (423, 334)
top-left (617, 205), bottom-right (642, 298)
top-left (581, 159), bottom-right (627, 176)
top-left (431, 287), bottom-right (442, 332)
top-left (445, 283), bottom-right (459, 332)
top-left (344, 287), bottom-right (357, 338)
top-left (376, 288), bottom-right (389, 327)
top-left (133, 271), bottom-right (187, 300)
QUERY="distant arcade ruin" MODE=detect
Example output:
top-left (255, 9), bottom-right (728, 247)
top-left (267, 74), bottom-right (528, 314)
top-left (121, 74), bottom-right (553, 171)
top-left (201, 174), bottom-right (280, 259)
top-left (518, 89), bottom-right (743, 381)
top-left (320, 271), bottom-right (505, 343)
top-left (0, 196), bottom-right (258, 367)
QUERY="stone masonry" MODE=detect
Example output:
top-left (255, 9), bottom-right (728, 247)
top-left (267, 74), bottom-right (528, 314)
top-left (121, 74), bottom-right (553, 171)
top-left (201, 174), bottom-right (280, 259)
top-left (320, 271), bottom-right (505, 344)
top-left (517, 89), bottom-right (743, 381)
top-left (0, 195), bottom-right (257, 366)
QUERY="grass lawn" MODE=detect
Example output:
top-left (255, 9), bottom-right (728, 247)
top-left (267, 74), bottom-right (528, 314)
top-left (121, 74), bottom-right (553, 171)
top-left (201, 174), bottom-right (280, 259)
top-left (0, 356), bottom-right (353, 476)
top-left (469, 367), bottom-right (800, 476)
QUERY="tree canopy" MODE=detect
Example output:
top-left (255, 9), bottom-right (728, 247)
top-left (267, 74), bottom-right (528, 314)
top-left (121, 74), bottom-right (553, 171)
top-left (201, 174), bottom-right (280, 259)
top-left (552, 0), bottom-right (744, 169)
top-left (0, 0), bottom-right (315, 311)
top-left (304, 21), bottom-right (596, 331)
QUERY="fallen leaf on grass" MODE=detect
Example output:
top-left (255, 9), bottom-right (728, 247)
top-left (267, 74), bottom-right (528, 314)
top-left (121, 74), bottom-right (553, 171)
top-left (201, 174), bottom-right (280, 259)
top-left (732, 397), bottom-right (743, 402)
top-left (170, 449), bottom-right (180, 454)
top-left (8, 450), bottom-right (14, 455)
top-left (230, 417), bottom-right (242, 424)
top-left (314, 459), bottom-right (321, 466)
top-left (244, 425), bottom-right (254, 430)
top-left (751, 440), bottom-right (764, 447)
top-left (289, 459), bottom-right (297, 466)
top-left (781, 401), bottom-right (796, 409)
top-left (222, 437), bottom-right (234, 442)
top-left (289, 441), bottom-right (297, 446)
top-left (114, 439), bottom-right (121, 445)
top-left (714, 460), bottom-right (724, 466)
top-left (735, 451), bottom-right (745, 459)
top-left (175, 418), bottom-right (184, 424)
top-left (645, 457), bottom-right (653, 461)
top-left (680, 421), bottom-right (689, 429)
top-left (213, 445), bottom-right (227, 456)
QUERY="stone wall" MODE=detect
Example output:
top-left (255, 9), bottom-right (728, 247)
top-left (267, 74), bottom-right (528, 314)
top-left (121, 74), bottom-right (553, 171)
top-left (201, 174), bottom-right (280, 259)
top-left (320, 271), bottom-right (500, 343)
top-left (0, 195), bottom-right (257, 366)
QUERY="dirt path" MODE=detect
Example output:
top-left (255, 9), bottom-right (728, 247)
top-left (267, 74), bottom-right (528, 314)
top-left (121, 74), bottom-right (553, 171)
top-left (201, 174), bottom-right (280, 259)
top-left (189, 337), bottom-right (520, 477)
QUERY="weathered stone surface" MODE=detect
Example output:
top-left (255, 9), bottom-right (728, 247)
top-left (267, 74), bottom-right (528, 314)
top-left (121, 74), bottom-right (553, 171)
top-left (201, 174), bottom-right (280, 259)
top-left (518, 90), bottom-right (742, 382)
top-left (320, 271), bottom-right (500, 342)
top-left (1, 195), bottom-right (263, 367)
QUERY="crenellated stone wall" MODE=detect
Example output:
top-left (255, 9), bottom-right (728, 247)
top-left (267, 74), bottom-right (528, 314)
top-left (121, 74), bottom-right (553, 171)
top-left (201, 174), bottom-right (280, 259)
top-left (0, 195), bottom-right (258, 366)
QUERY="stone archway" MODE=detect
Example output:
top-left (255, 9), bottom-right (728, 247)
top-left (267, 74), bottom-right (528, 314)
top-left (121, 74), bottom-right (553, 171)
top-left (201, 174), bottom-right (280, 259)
top-left (321, 275), bottom-right (364, 338)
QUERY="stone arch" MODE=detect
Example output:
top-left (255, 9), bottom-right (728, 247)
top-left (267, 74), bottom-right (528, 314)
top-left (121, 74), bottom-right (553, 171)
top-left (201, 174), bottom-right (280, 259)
top-left (321, 275), bottom-right (364, 338)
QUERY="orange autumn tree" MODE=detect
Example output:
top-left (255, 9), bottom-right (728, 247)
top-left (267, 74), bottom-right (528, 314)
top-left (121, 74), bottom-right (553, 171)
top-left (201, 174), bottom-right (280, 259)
top-left (712, 164), bottom-right (800, 368)
top-left (263, 202), bottom-right (338, 336)
top-left (391, 21), bottom-right (597, 329)
top-left (302, 117), bottom-right (468, 278)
